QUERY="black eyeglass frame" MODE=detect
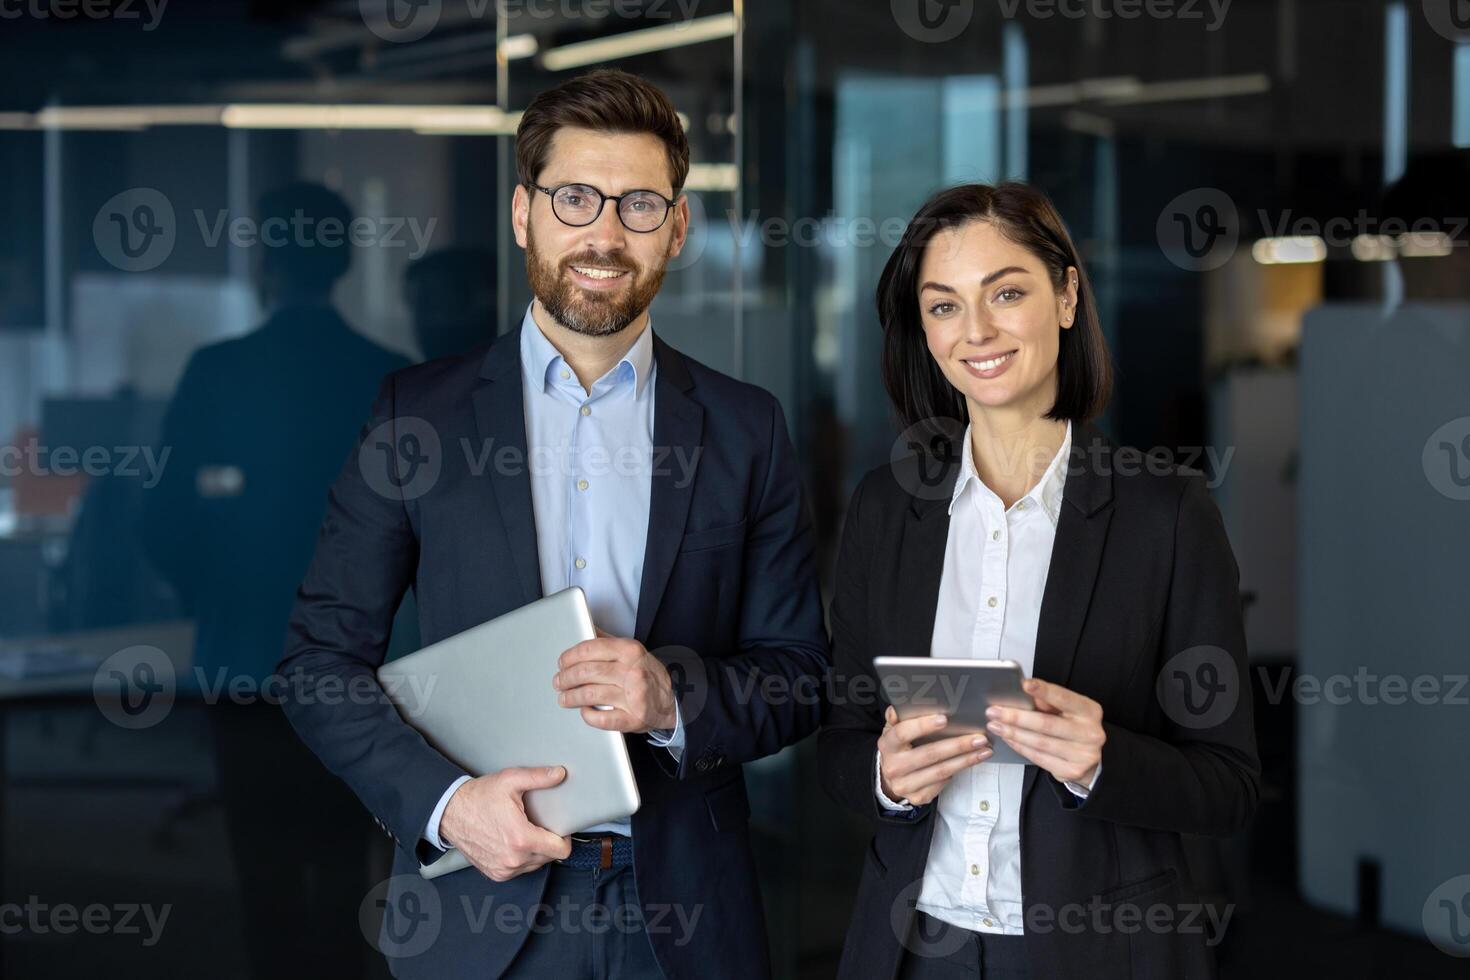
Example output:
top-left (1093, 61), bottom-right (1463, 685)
top-left (531, 181), bottom-right (679, 233)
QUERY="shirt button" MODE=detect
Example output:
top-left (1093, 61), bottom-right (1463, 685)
top-left (979, 800), bottom-right (990, 812)
top-left (1016, 500), bottom-right (1027, 510)
top-left (987, 596), bottom-right (998, 608)
top-left (577, 479), bottom-right (589, 491)
top-left (560, 369), bottom-right (571, 380)
top-left (983, 917), bottom-right (994, 928)
top-left (992, 529), bottom-right (1000, 541)
top-left (580, 405), bottom-right (591, 416)
top-left (970, 864), bottom-right (980, 876)
top-left (574, 557), bottom-right (586, 570)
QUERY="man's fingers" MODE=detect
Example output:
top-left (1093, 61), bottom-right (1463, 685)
top-left (499, 765), bottom-right (567, 794)
top-left (523, 828), bottom-right (572, 861)
top-left (558, 683), bottom-right (624, 709)
top-left (554, 661), bottom-right (622, 691)
top-left (558, 636), bottom-right (640, 671)
top-left (579, 705), bottom-right (639, 731)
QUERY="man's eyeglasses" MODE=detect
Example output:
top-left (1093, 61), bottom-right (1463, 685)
top-left (532, 182), bottom-right (676, 233)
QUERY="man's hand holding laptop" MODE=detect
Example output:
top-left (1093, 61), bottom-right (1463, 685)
top-left (439, 628), bottom-right (677, 883)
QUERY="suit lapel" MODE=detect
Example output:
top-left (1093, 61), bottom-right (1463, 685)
top-left (1023, 422), bottom-right (1114, 799)
top-left (633, 336), bottom-right (703, 644)
top-left (471, 327), bottom-right (543, 606)
top-left (893, 465), bottom-right (957, 658)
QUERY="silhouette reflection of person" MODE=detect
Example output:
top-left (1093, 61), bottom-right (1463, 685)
top-left (143, 182), bottom-right (408, 978)
top-left (403, 247), bottom-right (495, 361)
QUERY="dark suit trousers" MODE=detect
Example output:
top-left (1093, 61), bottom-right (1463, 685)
top-left (501, 862), bottom-right (664, 979)
top-left (897, 913), bottom-right (1031, 980)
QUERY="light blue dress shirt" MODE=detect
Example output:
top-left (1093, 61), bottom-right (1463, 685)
top-left (423, 307), bottom-right (682, 851)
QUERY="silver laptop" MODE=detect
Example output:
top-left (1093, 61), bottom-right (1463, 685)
top-left (376, 587), bottom-right (640, 879)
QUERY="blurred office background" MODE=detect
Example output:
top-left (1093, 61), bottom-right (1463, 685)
top-left (1, 0), bottom-right (1468, 976)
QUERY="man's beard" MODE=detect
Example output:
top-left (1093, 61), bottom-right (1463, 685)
top-left (526, 226), bottom-right (668, 337)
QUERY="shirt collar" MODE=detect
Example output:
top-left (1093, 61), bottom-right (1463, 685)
top-left (518, 304), bottom-right (655, 397)
top-left (949, 420), bottom-right (1072, 526)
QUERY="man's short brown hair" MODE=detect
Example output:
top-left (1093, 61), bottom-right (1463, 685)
top-left (515, 68), bottom-right (690, 195)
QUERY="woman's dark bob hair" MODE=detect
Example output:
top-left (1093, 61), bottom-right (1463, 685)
top-left (877, 182), bottom-right (1112, 433)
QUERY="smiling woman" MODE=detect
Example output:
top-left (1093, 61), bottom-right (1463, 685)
top-left (818, 181), bottom-right (1260, 980)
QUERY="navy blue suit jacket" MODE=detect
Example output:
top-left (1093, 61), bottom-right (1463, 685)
top-left (278, 323), bottom-right (829, 979)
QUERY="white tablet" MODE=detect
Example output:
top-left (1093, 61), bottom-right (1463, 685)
top-left (377, 587), bottom-right (640, 878)
top-left (873, 656), bottom-right (1037, 766)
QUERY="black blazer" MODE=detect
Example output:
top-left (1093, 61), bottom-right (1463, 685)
top-left (278, 325), bottom-right (829, 980)
top-left (818, 423), bottom-right (1260, 980)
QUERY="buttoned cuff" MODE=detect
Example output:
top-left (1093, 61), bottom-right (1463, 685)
top-left (423, 774), bottom-right (472, 851)
top-left (874, 748), bottom-right (915, 812)
top-left (1062, 762), bottom-right (1102, 799)
top-left (647, 697), bottom-right (685, 762)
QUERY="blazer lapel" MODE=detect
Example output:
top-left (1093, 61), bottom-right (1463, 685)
top-left (893, 468), bottom-right (957, 659)
top-left (471, 327), bottom-right (543, 606)
top-left (1023, 422), bottom-right (1114, 798)
top-left (633, 336), bottom-right (704, 644)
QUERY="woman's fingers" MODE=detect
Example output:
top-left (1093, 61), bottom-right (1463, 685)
top-left (877, 711), bottom-right (949, 753)
top-left (891, 747), bottom-right (993, 803)
top-left (883, 732), bottom-right (987, 780)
